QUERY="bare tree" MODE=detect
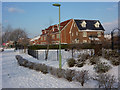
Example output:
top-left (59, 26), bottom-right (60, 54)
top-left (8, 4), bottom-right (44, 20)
top-left (45, 29), bottom-right (52, 60)
top-left (2, 25), bottom-right (13, 43)
top-left (45, 19), bottom-right (54, 60)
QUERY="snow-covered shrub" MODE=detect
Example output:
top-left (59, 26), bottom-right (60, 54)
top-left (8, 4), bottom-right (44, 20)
top-left (89, 56), bottom-right (100, 65)
top-left (56, 68), bottom-right (66, 78)
top-left (94, 62), bottom-right (111, 73)
top-left (15, 55), bottom-right (22, 60)
top-left (95, 73), bottom-right (116, 88)
top-left (77, 53), bottom-right (90, 60)
top-left (76, 61), bottom-right (84, 67)
top-left (40, 64), bottom-right (48, 74)
top-left (75, 70), bottom-right (89, 86)
top-left (110, 57), bottom-right (120, 66)
top-left (33, 63), bottom-right (41, 71)
top-left (28, 62), bottom-right (34, 69)
top-left (67, 58), bottom-right (76, 67)
top-left (64, 69), bottom-right (75, 82)
top-left (49, 66), bottom-right (57, 76)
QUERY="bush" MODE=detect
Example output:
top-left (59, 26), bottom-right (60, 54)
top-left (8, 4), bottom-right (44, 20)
top-left (89, 56), bottom-right (100, 65)
top-left (64, 69), bottom-right (75, 82)
top-left (94, 62), bottom-right (111, 73)
top-left (77, 53), bottom-right (90, 60)
top-left (56, 68), bottom-right (66, 78)
top-left (95, 73), bottom-right (116, 88)
top-left (75, 70), bottom-right (89, 86)
top-left (40, 64), bottom-right (48, 74)
top-left (33, 63), bottom-right (41, 71)
top-left (49, 66), bottom-right (57, 76)
top-left (67, 58), bottom-right (76, 67)
top-left (28, 62), bottom-right (34, 69)
top-left (110, 57), bottom-right (120, 66)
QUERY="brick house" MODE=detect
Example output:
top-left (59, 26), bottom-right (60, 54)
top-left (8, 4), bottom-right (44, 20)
top-left (30, 19), bottom-right (105, 45)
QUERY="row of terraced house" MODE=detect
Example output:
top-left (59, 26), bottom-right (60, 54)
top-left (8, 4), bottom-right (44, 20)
top-left (30, 19), bottom-right (105, 45)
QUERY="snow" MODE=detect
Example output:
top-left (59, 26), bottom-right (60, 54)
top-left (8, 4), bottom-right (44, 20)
top-left (1, 48), bottom-right (119, 88)
top-left (30, 36), bottom-right (40, 41)
top-left (2, 49), bottom-right (83, 88)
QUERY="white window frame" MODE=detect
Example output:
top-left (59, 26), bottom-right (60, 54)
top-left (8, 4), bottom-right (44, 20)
top-left (94, 21), bottom-right (100, 28)
top-left (83, 40), bottom-right (87, 43)
top-left (72, 33), bottom-right (74, 36)
top-left (81, 21), bottom-right (86, 28)
top-left (76, 32), bottom-right (78, 36)
top-left (41, 37), bottom-right (43, 41)
top-left (97, 32), bottom-right (101, 37)
top-left (83, 32), bottom-right (87, 37)
top-left (52, 35), bottom-right (55, 39)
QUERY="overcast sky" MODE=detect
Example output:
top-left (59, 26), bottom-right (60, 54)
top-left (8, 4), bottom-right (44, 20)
top-left (2, 2), bottom-right (118, 38)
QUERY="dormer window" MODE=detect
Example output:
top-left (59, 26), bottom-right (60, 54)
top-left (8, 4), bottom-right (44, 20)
top-left (81, 21), bottom-right (86, 28)
top-left (94, 21), bottom-right (100, 28)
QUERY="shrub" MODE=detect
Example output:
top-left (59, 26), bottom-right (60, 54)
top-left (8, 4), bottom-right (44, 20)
top-left (67, 58), bottom-right (76, 67)
top-left (75, 70), bottom-right (89, 86)
top-left (28, 62), bottom-right (34, 69)
top-left (110, 58), bottom-right (120, 66)
top-left (94, 62), bottom-right (111, 73)
top-left (64, 69), bottom-right (75, 82)
top-left (76, 61), bottom-right (84, 67)
top-left (95, 73), bottom-right (116, 88)
top-left (89, 56), bottom-right (100, 65)
top-left (56, 68), bottom-right (66, 78)
top-left (49, 66), bottom-right (57, 76)
top-left (33, 63), bottom-right (41, 71)
top-left (40, 64), bottom-right (48, 74)
top-left (77, 53), bottom-right (90, 60)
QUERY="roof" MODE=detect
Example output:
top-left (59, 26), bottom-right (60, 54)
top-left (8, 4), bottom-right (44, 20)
top-left (30, 35), bottom-right (40, 41)
top-left (74, 19), bottom-right (105, 31)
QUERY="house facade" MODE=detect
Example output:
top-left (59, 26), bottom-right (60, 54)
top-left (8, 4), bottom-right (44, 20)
top-left (30, 19), bottom-right (105, 45)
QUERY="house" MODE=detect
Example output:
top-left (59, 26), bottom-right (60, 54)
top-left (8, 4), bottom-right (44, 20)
top-left (32, 19), bottom-right (105, 45)
top-left (30, 35), bottom-right (41, 45)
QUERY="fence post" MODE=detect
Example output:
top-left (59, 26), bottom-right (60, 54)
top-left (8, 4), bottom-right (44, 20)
top-left (72, 48), bottom-right (73, 58)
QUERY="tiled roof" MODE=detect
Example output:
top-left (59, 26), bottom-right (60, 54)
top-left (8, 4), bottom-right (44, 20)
top-left (74, 19), bottom-right (105, 31)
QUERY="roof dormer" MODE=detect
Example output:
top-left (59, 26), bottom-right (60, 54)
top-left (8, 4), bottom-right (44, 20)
top-left (94, 21), bottom-right (100, 28)
top-left (81, 21), bottom-right (86, 28)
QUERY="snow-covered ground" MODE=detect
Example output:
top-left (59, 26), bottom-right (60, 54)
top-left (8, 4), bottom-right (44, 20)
top-left (2, 49), bottom-right (83, 88)
top-left (1, 49), bottom-right (119, 88)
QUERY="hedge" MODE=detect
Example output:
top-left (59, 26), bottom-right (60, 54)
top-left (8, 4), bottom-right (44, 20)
top-left (28, 43), bottom-right (97, 50)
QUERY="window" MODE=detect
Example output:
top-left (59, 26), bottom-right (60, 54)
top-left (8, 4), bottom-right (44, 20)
top-left (76, 32), bottom-right (78, 36)
top-left (81, 21), bottom-right (86, 28)
top-left (41, 37), bottom-right (43, 41)
top-left (75, 38), bottom-right (79, 43)
top-left (57, 34), bottom-right (59, 39)
top-left (97, 32), bottom-right (101, 37)
top-left (83, 32), bottom-right (87, 37)
top-left (72, 33), bottom-right (74, 36)
top-left (74, 23), bottom-right (76, 27)
top-left (44, 36), bottom-right (46, 40)
top-left (83, 40), bottom-right (87, 43)
top-left (52, 35), bottom-right (55, 39)
top-left (94, 21), bottom-right (100, 28)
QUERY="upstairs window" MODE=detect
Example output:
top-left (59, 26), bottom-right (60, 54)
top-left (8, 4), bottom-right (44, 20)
top-left (94, 21), bottom-right (100, 28)
top-left (41, 37), bottom-right (43, 41)
top-left (52, 35), bottom-right (55, 39)
top-left (57, 34), bottom-right (59, 39)
top-left (76, 32), bottom-right (78, 36)
top-left (97, 32), bottom-right (101, 37)
top-left (81, 21), bottom-right (86, 28)
top-left (83, 32), bottom-right (87, 37)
